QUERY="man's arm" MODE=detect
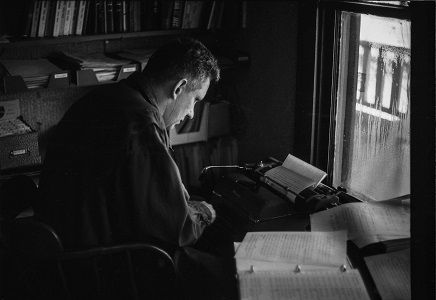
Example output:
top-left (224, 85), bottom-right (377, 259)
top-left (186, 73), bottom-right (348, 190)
top-left (128, 124), bottom-right (215, 247)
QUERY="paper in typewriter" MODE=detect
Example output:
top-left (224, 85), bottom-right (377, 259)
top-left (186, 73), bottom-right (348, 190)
top-left (264, 154), bottom-right (327, 195)
top-left (235, 231), bottom-right (347, 273)
top-left (239, 269), bottom-right (370, 300)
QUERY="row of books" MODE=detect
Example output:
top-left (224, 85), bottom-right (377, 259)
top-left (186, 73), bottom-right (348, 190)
top-left (21, 0), bottom-right (240, 39)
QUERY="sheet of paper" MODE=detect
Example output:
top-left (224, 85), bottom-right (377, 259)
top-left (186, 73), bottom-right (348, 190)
top-left (310, 202), bottom-right (410, 247)
top-left (239, 269), bottom-right (371, 300)
top-left (264, 166), bottom-right (311, 194)
top-left (282, 154), bottom-right (327, 186)
top-left (364, 248), bottom-right (410, 300)
top-left (235, 231), bottom-right (347, 270)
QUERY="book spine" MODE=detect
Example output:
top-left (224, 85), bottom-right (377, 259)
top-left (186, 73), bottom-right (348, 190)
top-left (128, 1), bottom-right (135, 32)
top-left (216, 2), bottom-right (225, 29)
top-left (44, 1), bottom-right (56, 37)
top-left (171, 0), bottom-right (184, 29)
top-left (121, 1), bottom-right (127, 32)
top-left (62, 1), bottom-right (73, 36)
top-left (140, 1), bottom-right (147, 31)
top-left (192, 2), bottom-right (205, 29)
top-left (106, 0), bottom-right (114, 33)
top-left (103, 0), bottom-right (108, 34)
top-left (182, 1), bottom-right (204, 29)
top-left (30, 1), bottom-right (42, 38)
top-left (241, 1), bottom-right (247, 29)
top-left (161, 0), bottom-right (174, 30)
top-left (75, 1), bottom-right (87, 35)
top-left (134, 1), bottom-right (141, 32)
top-left (91, 1), bottom-right (99, 34)
top-left (96, 0), bottom-right (107, 34)
top-left (113, 0), bottom-right (122, 33)
top-left (81, 1), bottom-right (91, 35)
top-left (58, 1), bottom-right (67, 36)
top-left (150, 0), bottom-right (161, 30)
top-left (206, 1), bottom-right (216, 30)
top-left (69, 1), bottom-right (78, 35)
top-left (52, 1), bottom-right (64, 37)
top-left (23, 2), bottom-right (35, 37)
top-left (37, 1), bottom-right (49, 37)
top-left (181, 1), bottom-right (192, 29)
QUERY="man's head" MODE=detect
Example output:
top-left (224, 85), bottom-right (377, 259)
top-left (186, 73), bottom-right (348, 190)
top-left (143, 38), bottom-right (220, 129)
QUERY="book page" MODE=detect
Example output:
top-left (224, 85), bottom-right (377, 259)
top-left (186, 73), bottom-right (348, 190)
top-left (264, 154), bottom-right (327, 194)
top-left (235, 231), bottom-right (347, 272)
top-left (310, 202), bottom-right (410, 247)
top-left (364, 248), bottom-right (410, 300)
top-left (239, 269), bottom-right (370, 300)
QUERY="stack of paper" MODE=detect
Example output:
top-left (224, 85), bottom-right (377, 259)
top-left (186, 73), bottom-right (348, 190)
top-left (235, 231), bottom-right (371, 300)
top-left (0, 59), bottom-right (63, 89)
top-left (112, 48), bottom-right (156, 71)
top-left (310, 201), bottom-right (410, 248)
top-left (51, 52), bottom-right (132, 82)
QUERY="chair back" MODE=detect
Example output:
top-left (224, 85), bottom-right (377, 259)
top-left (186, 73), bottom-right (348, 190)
top-left (2, 218), bottom-right (64, 260)
top-left (0, 175), bottom-right (37, 221)
top-left (2, 218), bottom-right (179, 300)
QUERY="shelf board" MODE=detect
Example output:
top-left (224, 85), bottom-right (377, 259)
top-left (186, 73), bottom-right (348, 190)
top-left (0, 29), bottom-right (203, 48)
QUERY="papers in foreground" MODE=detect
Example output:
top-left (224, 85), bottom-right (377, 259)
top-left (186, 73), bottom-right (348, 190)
top-left (235, 231), bottom-right (370, 300)
top-left (239, 269), bottom-right (370, 300)
top-left (235, 231), bottom-right (347, 272)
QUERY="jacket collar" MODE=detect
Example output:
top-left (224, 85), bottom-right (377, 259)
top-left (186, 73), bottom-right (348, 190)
top-left (125, 72), bottom-right (172, 149)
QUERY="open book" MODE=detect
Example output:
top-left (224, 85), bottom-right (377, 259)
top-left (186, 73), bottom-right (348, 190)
top-left (235, 231), bottom-right (371, 300)
top-left (261, 154), bottom-right (327, 203)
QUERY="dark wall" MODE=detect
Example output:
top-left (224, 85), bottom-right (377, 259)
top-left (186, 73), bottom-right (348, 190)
top-left (227, 1), bottom-right (299, 164)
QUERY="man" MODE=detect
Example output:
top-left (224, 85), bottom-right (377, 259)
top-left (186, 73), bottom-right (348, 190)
top-left (37, 38), bottom-right (220, 250)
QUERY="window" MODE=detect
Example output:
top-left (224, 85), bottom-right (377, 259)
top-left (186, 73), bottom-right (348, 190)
top-left (333, 12), bottom-right (411, 202)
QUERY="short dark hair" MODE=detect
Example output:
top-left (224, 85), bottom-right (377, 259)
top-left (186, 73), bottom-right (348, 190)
top-left (143, 38), bottom-right (220, 91)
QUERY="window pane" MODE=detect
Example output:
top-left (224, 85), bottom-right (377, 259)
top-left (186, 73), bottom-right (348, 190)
top-left (333, 12), bottom-right (410, 202)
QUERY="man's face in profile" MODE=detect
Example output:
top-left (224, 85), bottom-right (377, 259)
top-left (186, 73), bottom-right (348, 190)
top-left (164, 78), bottom-right (210, 129)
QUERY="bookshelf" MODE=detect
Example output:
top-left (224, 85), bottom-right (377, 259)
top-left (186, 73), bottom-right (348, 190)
top-left (0, 1), bottom-right (248, 182)
top-left (1, 29), bottom-right (200, 48)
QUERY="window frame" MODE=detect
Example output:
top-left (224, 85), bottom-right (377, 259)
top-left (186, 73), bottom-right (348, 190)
top-left (312, 0), bottom-right (410, 184)
top-left (304, 1), bottom-right (435, 299)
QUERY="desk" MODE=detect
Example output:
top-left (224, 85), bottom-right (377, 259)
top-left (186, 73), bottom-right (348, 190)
top-left (203, 170), bottom-right (381, 300)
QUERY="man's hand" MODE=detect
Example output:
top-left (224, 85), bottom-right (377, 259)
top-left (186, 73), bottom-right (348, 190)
top-left (200, 201), bottom-right (216, 224)
top-left (188, 200), bottom-right (216, 225)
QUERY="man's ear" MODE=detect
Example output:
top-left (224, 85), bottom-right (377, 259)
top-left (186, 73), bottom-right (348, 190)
top-left (172, 79), bottom-right (188, 99)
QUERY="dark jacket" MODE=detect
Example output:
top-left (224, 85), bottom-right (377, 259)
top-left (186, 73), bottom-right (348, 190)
top-left (37, 72), bottom-right (209, 249)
